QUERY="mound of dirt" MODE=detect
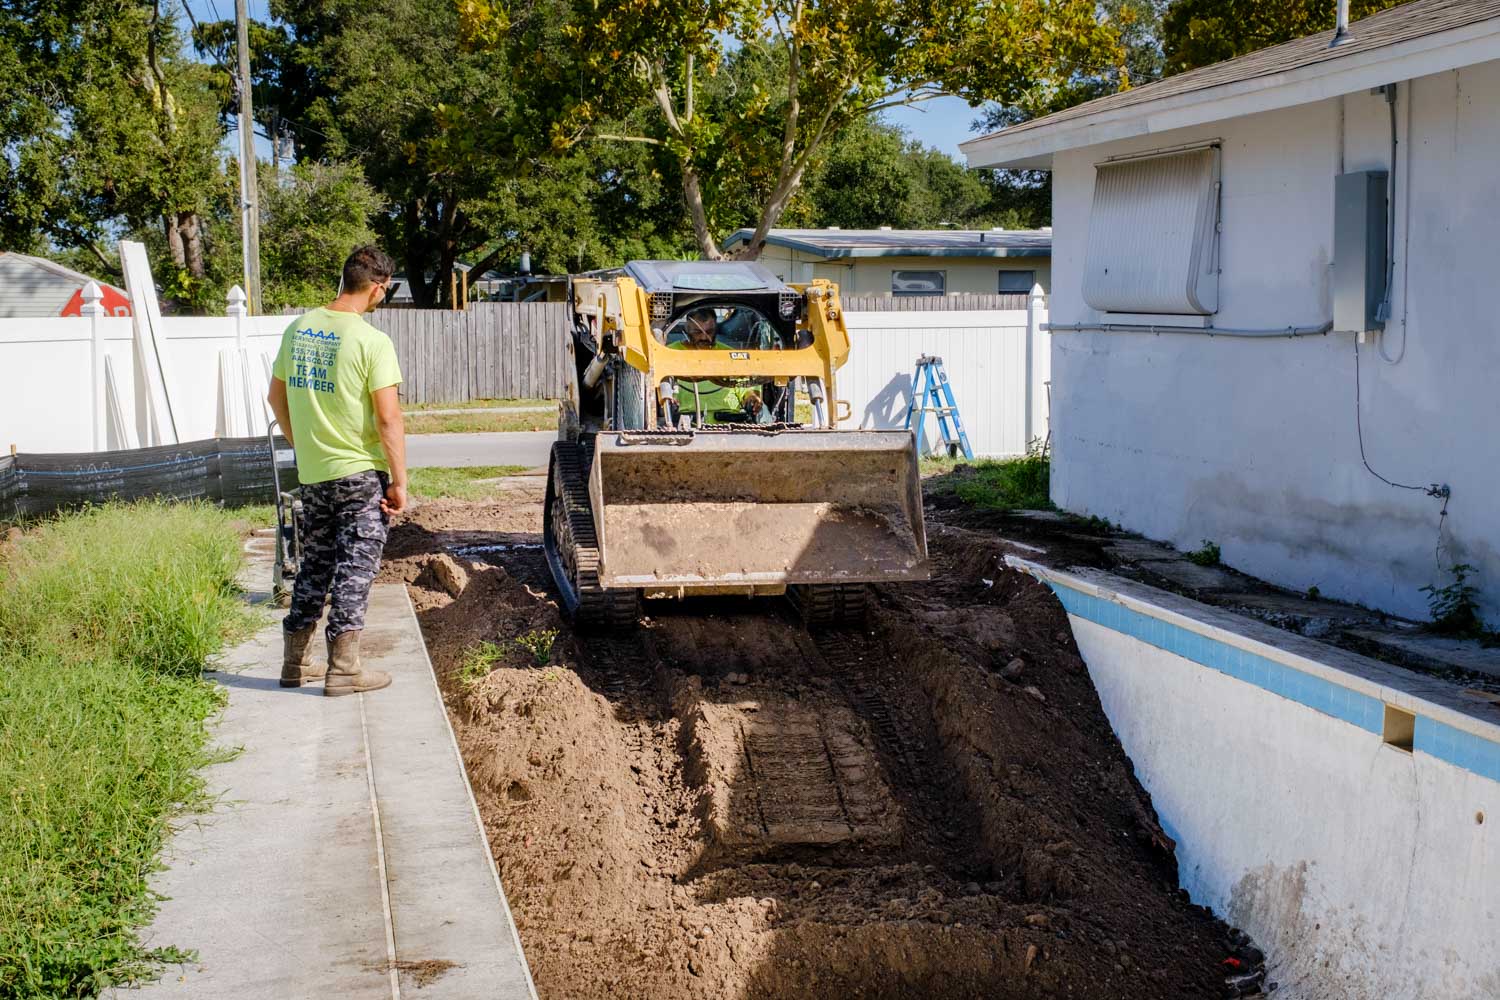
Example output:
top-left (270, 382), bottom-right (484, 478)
top-left (383, 492), bottom-right (1262, 999)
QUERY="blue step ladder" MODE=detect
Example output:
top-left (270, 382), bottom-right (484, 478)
top-left (903, 354), bottom-right (974, 460)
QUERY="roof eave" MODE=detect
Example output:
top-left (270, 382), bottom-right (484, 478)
top-left (721, 231), bottom-right (1050, 258)
top-left (814, 246), bottom-right (1051, 260)
top-left (962, 16), bottom-right (1500, 169)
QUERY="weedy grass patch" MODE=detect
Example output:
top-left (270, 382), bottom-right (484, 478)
top-left (401, 396), bottom-right (554, 413)
top-left (925, 454), bottom-right (1052, 511)
top-left (408, 465), bottom-right (530, 502)
top-left (459, 629), bottom-right (561, 687)
top-left (0, 503), bottom-right (253, 998)
top-left (402, 408), bottom-right (557, 435)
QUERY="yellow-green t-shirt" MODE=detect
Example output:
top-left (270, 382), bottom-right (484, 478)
top-left (272, 307), bottom-right (403, 484)
top-left (668, 341), bottom-right (739, 415)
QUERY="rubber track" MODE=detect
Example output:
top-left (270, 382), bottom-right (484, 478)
top-left (548, 442), bottom-right (640, 630)
top-left (792, 583), bottom-right (869, 628)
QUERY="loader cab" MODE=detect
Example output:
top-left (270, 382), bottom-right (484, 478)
top-left (623, 262), bottom-right (805, 429)
top-left (659, 304), bottom-right (787, 351)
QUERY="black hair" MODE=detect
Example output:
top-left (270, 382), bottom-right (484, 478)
top-left (341, 245), bottom-right (395, 292)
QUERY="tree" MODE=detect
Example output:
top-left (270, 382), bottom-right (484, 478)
top-left (974, 0), bottom-right (1166, 133)
top-left (0, 0), bottom-right (228, 283)
top-left (1162, 0), bottom-right (1410, 75)
top-left (467, 0), bottom-right (1125, 259)
top-left (800, 120), bottom-right (996, 230)
top-left (228, 0), bottom-right (530, 306)
top-left (260, 161), bottom-right (383, 309)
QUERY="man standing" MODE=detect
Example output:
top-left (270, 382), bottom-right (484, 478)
top-left (267, 246), bottom-right (406, 695)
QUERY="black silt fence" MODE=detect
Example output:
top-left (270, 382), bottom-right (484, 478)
top-left (0, 437), bottom-right (298, 521)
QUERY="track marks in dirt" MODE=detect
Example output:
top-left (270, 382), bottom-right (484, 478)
top-left (681, 692), bottom-right (900, 853)
top-left (386, 497), bottom-right (1255, 1000)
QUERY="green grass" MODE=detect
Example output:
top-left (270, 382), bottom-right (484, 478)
top-left (234, 505), bottom-right (277, 530)
top-left (407, 465), bottom-right (531, 502)
top-left (458, 641), bottom-right (507, 687)
top-left (459, 629), bottom-right (560, 687)
top-left (403, 408), bottom-right (558, 435)
top-left (401, 397), bottom-right (554, 413)
top-left (924, 454), bottom-right (1053, 511)
top-left (0, 503), bottom-right (254, 998)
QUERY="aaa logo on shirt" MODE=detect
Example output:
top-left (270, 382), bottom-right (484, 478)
top-left (288, 328), bottom-right (341, 394)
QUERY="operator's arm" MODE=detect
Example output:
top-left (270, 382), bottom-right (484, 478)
top-left (267, 377), bottom-right (294, 446)
top-left (373, 385), bottom-right (407, 514)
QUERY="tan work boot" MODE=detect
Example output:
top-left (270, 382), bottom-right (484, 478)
top-left (280, 624), bottom-right (328, 688)
top-left (323, 630), bottom-right (392, 697)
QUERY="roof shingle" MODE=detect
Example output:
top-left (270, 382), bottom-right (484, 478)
top-left (962, 0), bottom-right (1498, 150)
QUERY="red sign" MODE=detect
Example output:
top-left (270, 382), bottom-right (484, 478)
top-left (60, 285), bottom-right (132, 317)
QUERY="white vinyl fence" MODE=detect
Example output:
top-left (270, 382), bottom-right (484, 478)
top-left (2, 277), bottom-right (1048, 456)
top-left (840, 287), bottom-right (1048, 457)
top-left (0, 284), bottom-right (285, 453)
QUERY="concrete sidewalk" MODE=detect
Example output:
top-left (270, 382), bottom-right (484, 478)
top-left (108, 540), bottom-right (536, 1000)
top-left (406, 430), bottom-right (554, 469)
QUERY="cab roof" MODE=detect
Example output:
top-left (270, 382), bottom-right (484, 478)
top-left (623, 260), bottom-right (789, 296)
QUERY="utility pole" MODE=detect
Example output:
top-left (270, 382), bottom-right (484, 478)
top-left (235, 0), bottom-right (262, 314)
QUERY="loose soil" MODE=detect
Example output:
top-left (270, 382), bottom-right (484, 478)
top-left (378, 479), bottom-right (1261, 999)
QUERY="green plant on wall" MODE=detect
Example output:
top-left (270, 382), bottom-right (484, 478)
top-left (1186, 540), bottom-right (1221, 567)
top-left (1421, 563), bottom-right (1485, 638)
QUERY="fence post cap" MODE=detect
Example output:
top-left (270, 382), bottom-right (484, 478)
top-left (226, 284), bottom-right (248, 316)
top-left (80, 281), bottom-right (106, 316)
top-left (1029, 282), bottom-right (1046, 299)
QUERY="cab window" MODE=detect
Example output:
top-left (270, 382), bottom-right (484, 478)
top-left (662, 305), bottom-right (781, 350)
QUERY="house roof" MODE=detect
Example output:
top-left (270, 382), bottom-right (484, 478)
top-left (0, 252), bottom-right (129, 318)
top-left (723, 228), bottom-right (1051, 259)
top-left (962, 0), bottom-right (1500, 169)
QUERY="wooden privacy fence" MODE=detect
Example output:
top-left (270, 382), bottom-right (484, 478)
top-left (357, 302), bottom-right (569, 404)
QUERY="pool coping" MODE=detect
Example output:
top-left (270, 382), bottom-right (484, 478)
top-left (1007, 557), bottom-right (1500, 785)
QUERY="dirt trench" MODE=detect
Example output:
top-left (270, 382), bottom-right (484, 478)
top-left (378, 483), bottom-right (1259, 999)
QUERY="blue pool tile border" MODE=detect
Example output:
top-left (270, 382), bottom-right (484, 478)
top-left (1046, 579), bottom-right (1500, 786)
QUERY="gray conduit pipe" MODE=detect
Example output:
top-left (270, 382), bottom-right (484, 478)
top-left (1043, 321), bottom-right (1334, 339)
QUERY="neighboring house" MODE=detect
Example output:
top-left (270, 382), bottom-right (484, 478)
top-left (962, 0), bottom-right (1500, 626)
top-left (722, 228), bottom-right (1050, 302)
top-left (0, 252), bottom-right (131, 317)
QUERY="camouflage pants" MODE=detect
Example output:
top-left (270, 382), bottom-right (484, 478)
top-left (284, 470), bottom-right (390, 640)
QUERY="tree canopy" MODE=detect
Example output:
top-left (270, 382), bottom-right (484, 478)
top-left (0, 0), bottom-right (227, 282)
top-left (2, 0), bottom-right (1143, 309)
top-left (464, 0), bottom-right (1125, 257)
top-left (1162, 0), bottom-right (1410, 75)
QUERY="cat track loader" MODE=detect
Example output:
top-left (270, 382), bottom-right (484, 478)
top-left (544, 260), bottom-right (928, 629)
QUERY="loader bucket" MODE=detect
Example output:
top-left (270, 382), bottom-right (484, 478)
top-left (589, 430), bottom-right (929, 590)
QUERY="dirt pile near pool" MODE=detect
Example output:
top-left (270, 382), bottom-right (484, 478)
top-left (379, 492), bottom-right (1263, 999)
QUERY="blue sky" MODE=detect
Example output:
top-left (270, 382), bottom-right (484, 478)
top-left (882, 96), bottom-right (994, 162)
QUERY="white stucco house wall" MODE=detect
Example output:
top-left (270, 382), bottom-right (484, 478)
top-left (963, 0), bottom-right (1500, 628)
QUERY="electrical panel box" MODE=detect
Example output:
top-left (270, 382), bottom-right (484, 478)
top-left (1333, 171), bottom-right (1388, 334)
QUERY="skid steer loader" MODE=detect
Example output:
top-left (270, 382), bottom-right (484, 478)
top-left (545, 260), bottom-right (928, 628)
